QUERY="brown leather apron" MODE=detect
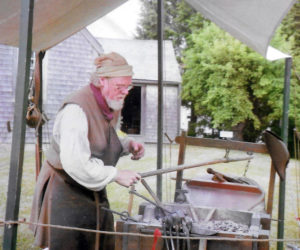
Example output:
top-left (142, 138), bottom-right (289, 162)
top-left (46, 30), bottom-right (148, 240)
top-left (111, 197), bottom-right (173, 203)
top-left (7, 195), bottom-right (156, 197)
top-left (32, 126), bottom-right (122, 250)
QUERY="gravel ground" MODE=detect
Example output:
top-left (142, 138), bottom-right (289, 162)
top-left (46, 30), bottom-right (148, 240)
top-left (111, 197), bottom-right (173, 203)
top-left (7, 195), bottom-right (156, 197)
top-left (0, 142), bottom-right (299, 249)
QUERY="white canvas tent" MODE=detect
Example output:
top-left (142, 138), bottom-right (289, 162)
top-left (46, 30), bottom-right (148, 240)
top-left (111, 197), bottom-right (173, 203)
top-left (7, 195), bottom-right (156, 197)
top-left (0, 0), bottom-right (125, 51)
top-left (0, 0), bottom-right (296, 56)
top-left (186, 0), bottom-right (296, 58)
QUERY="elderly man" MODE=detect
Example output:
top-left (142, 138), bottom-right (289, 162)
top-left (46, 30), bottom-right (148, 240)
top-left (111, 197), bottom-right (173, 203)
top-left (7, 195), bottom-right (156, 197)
top-left (30, 52), bottom-right (144, 250)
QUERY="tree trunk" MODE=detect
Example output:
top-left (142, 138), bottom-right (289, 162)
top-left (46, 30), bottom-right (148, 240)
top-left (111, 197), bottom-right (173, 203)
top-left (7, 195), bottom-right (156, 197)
top-left (188, 104), bottom-right (197, 136)
top-left (232, 122), bottom-right (246, 141)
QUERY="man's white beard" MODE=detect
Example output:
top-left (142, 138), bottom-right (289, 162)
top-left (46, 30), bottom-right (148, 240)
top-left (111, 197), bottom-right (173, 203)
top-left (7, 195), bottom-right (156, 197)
top-left (105, 97), bottom-right (124, 110)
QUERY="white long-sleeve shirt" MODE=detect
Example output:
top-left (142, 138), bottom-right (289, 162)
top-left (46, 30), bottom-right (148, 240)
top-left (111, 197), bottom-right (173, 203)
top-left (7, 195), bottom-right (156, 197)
top-left (52, 104), bottom-right (128, 191)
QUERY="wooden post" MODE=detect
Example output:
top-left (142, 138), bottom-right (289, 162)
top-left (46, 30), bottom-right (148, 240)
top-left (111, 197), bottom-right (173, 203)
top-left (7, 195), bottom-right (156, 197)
top-left (266, 163), bottom-right (276, 216)
top-left (3, 0), bottom-right (34, 249)
top-left (174, 131), bottom-right (187, 201)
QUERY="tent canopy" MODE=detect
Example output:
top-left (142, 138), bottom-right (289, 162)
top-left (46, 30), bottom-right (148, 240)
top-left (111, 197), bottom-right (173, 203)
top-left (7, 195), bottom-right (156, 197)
top-left (0, 0), bottom-right (125, 51)
top-left (186, 0), bottom-right (296, 58)
top-left (266, 46), bottom-right (291, 61)
top-left (0, 0), bottom-right (296, 56)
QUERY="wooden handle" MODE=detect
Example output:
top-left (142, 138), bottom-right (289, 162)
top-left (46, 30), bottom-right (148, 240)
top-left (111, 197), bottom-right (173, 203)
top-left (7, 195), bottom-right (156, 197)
top-left (127, 185), bottom-right (135, 216)
top-left (267, 163), bottom-right (276, 215)
top-left (207, 168), bottom-right (236, 183)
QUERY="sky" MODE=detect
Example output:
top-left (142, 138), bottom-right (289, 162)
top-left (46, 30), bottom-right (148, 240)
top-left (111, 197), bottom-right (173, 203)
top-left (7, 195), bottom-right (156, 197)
top-left (87, 0), bottom-right (142, 39)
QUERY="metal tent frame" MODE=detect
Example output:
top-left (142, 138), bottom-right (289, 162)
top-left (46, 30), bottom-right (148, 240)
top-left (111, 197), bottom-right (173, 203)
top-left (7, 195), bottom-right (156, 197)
top-left (3, 1), bottom-right (35, 248)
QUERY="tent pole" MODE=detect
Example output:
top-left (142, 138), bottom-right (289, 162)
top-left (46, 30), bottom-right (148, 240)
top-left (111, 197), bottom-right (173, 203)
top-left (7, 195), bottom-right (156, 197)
top-left (157, 0), bottom-right (164, 200)
top-left (37, 51), bottom-right (45, 174)
top-left (277, 57), bottom-right (292, 250)
top-left (2, 0), bottom-right (34, 249)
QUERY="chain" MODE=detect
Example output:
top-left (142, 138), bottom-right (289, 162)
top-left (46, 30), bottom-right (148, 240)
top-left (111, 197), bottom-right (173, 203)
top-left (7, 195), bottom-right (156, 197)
top-left (243, 152), bottom-right (254, 177)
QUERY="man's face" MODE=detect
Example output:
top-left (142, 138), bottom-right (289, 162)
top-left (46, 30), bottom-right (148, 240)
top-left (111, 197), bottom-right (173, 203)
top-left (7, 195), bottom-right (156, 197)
top-left (100, 76), bottom-right (132, 110)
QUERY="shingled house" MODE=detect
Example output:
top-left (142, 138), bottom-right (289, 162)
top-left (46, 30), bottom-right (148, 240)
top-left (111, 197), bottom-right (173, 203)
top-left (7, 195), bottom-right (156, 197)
top-left (0, 29), bottom-right (181, 144)
top-left (0, 44), bottom-right (18, 144)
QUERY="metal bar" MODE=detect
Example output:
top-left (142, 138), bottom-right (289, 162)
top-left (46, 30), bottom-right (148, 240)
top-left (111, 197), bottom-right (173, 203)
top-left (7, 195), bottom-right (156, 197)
top-left (141, 179), bottom-right (168, 214)
top-left (129, 190), bottom-right (158, 208)
top-left (157, 0), bottom-right (164, 200)
top-left (281, 57), bottom-right (292, 146)
top-left (141, 156), bottom-right (253, 178)
top-left (3, 0), bottom-right (34, 249)
top-left (277, 57), bottom-right (292, 250)
top-left (37, 51), bottom-right (45, 172)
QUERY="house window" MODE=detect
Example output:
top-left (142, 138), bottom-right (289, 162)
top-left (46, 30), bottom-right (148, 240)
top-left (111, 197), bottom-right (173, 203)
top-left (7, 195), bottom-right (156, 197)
top-left (121, 86), bottom-right (141, 135)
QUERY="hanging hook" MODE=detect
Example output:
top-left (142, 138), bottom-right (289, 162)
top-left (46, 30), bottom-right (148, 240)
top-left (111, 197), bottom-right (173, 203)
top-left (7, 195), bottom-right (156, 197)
top-left (243, 152), bottom-right (253, 177)
top-left (164, 132), bottom-right (174, 144)
top-left (224, 148), bottom-right (230, 159)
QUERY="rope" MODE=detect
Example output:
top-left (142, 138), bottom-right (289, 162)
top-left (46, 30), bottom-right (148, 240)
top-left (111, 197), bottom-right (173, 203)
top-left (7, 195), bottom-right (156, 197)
top-left (1, 219), bottom-right (300, 243)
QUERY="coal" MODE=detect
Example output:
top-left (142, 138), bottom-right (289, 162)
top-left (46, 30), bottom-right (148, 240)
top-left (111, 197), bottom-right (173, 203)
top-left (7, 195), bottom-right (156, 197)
top-left (199, 220), bottom-right (249, 234)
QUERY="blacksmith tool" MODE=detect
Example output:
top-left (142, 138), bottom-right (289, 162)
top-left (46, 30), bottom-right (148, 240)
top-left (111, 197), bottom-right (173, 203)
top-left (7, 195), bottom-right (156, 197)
top-left (164, 217), bottom-right (175, 250)
top-left (132, 182), bottom-right (177, 250)
top-left (129, 189), bottom-right (172, 215)
top-left (139, 156), bottom-right (253, 178)
top-left (182, 219), bottom-right (191, 250)
top-left (174, 189), bottom-right (188, 203)
top-left (162, 221), bottom-right (170, 250)
top-left (140, 179), bottom-right (172, 215)
top-left (171, 214), bottom-right (181, 250)
top-left (100, 207), bottom-right (138, 222)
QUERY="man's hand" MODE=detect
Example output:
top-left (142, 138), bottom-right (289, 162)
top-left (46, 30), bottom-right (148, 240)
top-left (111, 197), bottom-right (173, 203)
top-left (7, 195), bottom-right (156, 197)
top-left (129, 141), bottom-right (145, 160)
top-left (115, 170), bottom-right (141, 187)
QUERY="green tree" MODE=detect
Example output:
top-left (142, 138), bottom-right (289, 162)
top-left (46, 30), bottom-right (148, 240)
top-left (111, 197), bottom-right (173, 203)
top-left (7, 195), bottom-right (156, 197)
top-left (137, 0), bottom-right (300, 144)
top-left (281, 1), bottom-right (300, 134)
top-left (136, 0), bottom-right (205, 59)
top-left (182, 22), bottom-right (285, 141)
top-left (281, 1), bottom-right (300, 57)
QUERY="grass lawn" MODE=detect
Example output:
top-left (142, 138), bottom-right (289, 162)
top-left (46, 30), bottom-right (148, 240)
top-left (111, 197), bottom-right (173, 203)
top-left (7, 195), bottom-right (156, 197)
top-left (0, 143), bottom-right (299, 249)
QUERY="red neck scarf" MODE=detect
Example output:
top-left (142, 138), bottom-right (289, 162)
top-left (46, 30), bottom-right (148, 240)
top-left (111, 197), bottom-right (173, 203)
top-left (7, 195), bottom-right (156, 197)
top-left (90, 83), bottom-right (113, 121)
